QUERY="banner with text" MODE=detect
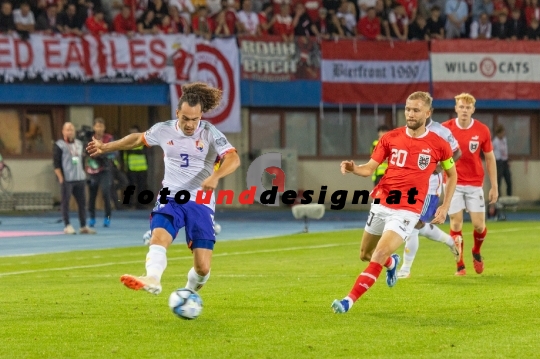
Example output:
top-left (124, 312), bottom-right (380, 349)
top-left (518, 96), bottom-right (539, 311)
top-left (0, 34), bottom-right (240, 132)
top-left (321, 40), bottom-right (430, 104)
top-left (431, 40), bottom-right (540, 100)
top-left (238, 35), bottom-right (320, 81)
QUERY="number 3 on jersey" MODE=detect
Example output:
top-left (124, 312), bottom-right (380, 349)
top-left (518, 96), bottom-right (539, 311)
top-left (180, 153), bottom-right (189, 167)
top-left (390, 149), bottom-right (407, 167)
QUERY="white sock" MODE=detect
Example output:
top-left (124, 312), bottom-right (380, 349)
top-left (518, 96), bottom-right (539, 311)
top-left (145, 245), bottom-right (167, 282)
top-left (186, 267), bottom-right (210, 292)
top-left (419, 224), bottom-right (454, 247)
top-left (401, 229), bottom-right (419, 272)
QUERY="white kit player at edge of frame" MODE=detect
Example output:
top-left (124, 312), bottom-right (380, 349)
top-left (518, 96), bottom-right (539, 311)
top-left (86, 82), bottom-right (241, 319)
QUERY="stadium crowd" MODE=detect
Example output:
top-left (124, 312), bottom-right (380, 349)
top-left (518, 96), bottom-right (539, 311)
top-left (0, 0), bottom-right (539, 41)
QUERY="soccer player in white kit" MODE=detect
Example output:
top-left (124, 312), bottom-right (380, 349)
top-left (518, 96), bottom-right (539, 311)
top-left (87, 82), bottom-right (240, 295)
top-left (396, 116), bottom-right (463, 278)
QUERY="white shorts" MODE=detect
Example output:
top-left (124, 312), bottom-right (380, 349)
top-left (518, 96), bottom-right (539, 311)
top-left (448, 185), bottom-right (486, 214)
top-left (364, 204), bottom-right (420, 241)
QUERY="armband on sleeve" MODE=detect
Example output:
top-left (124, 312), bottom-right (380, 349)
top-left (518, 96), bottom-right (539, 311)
top-left (441, 157), bottom-right (455, 170)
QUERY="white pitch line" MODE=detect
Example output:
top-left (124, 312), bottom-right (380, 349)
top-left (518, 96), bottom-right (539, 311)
top-left (0, 242), bottom-right (357, 277)
top-left (1, 225), bottom-right (539, 273)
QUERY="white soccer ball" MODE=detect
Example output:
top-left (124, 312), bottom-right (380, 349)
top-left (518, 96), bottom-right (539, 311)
top-left (168, 288), bottom-right (203, 320)
top-left (214, 223), bottom-right (221, 235)
top-left (143, 230), bottom-right (152, 245)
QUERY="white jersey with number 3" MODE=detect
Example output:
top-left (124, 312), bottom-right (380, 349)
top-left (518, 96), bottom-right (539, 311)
top-left (426, 119), bottom-right (459, 195)
top-left (143, 120), bottom-right (235, 210)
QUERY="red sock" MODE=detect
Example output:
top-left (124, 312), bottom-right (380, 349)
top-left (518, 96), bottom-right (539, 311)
top-left (450, 230), bottom-right (464, 267)
top-left (348, 262), bottom-right (383, 302)
top-left (473, 228), bottom-right (487, 254)
top-left (384, 256), bottom-right (394, 268)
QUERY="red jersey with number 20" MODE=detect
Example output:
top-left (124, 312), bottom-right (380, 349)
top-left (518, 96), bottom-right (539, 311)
top-left (371, 127), bottom-right (453, 214)
top-left (442, 118), bottom-right (493, 187)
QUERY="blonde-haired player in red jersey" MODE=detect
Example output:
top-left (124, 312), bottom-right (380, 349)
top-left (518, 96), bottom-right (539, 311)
top-left (331, 91), bottom-right (458, 314)
top-left (442, 93), bottom-right (498, 276)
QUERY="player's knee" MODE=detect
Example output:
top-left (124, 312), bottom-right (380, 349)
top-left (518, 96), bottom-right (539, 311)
top-left (194, 263), bottom-right (210, 276)
top-left (473, 224), bottom-right (485, 233)
top-left (359, 249), bottom-right (372, 262)
top-left (149, 232), bottom-right (172, 248)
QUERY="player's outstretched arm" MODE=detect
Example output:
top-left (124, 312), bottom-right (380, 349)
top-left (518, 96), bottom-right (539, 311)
top-left (340, 159), bottom-right (379, 177)
top-left (201, 151), bottom-right (241, 192)
top-left (87, 133), bottom-right (144, 157)
top-left (484, 150), bottom-right (499, 204)
top-left (432, 161), bottom-right (457, 224)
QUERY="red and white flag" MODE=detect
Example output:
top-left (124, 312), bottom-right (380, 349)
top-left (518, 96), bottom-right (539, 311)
top-left (431, 40), bottom-right (540, 100)
top-left (321, 40), bottom-right (430, 104)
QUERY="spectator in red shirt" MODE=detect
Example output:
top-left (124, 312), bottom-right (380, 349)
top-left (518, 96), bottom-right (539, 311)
top-left (114, 5), bottom-right (137, 35)
top-left (192, 5), bottom-right (215, 39)
top-left (492, 0), bottom-right (509, 21)
top-left (85, 9), bottom-right (108, 35)
top-left (525, 0), bottom-right (540, 27)
top-left (214, 8), bottom-right (232, 36)
top-left (272, 0), bottom-right (291, 17)
top-left (258, 2), bottom-right (273, 35)
top-left (272, 3), bottom-right (294, 41)
top-left (158, 14), bottom-right (176, 33)
top-left (358, 6), bottom-right (383, 39)
top-left (218, 0), bottom-right (238, 34)
top-left (397, 0), bottom-right (417, 21)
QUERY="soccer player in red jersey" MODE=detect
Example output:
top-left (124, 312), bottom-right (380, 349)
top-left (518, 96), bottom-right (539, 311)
top-left (331, 91), bottom-right (458, 314)
top-left (442, 93), bottom-right (498, 276)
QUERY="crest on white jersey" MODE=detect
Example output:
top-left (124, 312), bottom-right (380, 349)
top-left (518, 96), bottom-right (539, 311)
top-left (469, 141), bottom-right (479, 153)
top-left (418, 154), bottom-right (431, 170)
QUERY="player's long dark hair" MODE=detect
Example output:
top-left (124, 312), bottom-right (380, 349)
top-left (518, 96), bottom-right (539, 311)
top-left (178, 82), bottom-right (222, 113)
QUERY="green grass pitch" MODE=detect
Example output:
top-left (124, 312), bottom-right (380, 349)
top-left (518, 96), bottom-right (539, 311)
top-left (1, 221), bottom-right (539, 359)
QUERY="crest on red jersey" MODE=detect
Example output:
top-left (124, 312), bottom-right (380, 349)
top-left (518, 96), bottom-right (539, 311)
top-left (469, 141), bottom-right (479, 153)
top-left (418, 154), bottom-right (431, 170)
